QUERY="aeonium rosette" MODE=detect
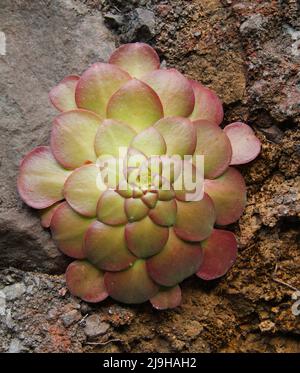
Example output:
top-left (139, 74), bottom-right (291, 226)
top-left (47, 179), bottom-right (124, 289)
top-left (18, 43), bottom-right (261, 309)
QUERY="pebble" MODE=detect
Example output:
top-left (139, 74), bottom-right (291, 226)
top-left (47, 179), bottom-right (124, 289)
top-left (2, 283), bottom-right (26, 301)
top-left (61, 309), bottom-right (81, 327)
top-left (8, 338), bottom-right (24, 353)
top-left (84, 314), bottom-right (110, 338)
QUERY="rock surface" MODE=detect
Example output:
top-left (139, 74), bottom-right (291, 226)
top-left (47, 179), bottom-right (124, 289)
top-left (0, 0), bottom-right (299, 352)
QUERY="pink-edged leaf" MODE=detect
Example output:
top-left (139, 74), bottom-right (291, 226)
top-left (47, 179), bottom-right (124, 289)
top-left (109, 43), bottom-right (160, 78)
top-left (154, 117), bottom-right (196, 157)
top-left (193, 119), bottom-right (232, 179)
top-left (96, 189), bottom-right (127, 226)
top-left (49, 75), bottom-right (80, 112)
top-left (197, 229), bottom-right (237, 280)
top-left (50, 202), bottom-right (95, 258)
top-left (125, 198), bottom-right (149, 222)
top-left (142, 69), bottom-right (195, 117)
top-left (51, 109), bottom-right (101, 169)
top-left (107, 79), bottom-right (164, 132)
top-left (18, 146), bottom-right (70, 209)
top-left (149, 199), bottom-right (177, 227)
top-left (204, 167), bottom-right (247, 225)
top-left (64, 164), bottom-right (104, 218)
top-left (223, 122), bottom-right (261, 165)
top-left (39, 201), bottom-right (63, 228)
top-left (142, 191), bottom-right (158, 209)
top-left (174, 193), bottom-right (216, 242)
top-left (66, 260), bottom-right (108, 303)
top-left (189, 80), bottom-right (223, 125)
top-left (146, 229), bottom-right (203, 287)
top-left (104, 259), bottom-right (159, 304)
top-left (150, 285), bottom-right (182, 310)
top-left (125, 216), bottom-right (169, 258)
top-left (84, 221), bottom-right (135, 271)
top-left (75, 62), bottom-right (131, 117)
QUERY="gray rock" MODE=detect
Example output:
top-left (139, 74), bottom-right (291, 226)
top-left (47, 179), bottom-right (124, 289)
top-left (0, 291), bottom-right (6, 316)
top-left (2, 282), bottom-right (25, 301)
top-left (84, 314), bottom-right (110, 338)
top-left (0, 0), bottom-right (116, 273)
top-left (8, 338), bottom-right (25, 353)
top-left (61, 309), bottom-right (81, 327)
top-left (240, 14), bottom-right (265, 34)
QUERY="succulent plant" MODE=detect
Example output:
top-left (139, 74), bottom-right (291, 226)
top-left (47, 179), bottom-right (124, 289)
top-left (18, 43), bottom-right (261, 309)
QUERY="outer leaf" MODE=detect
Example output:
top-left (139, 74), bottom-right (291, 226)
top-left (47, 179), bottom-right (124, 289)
top-left (64, 164), bottom-right (104, 218)
top-left (125, 216), bottom-right (169, 258)
top-left (75, 62), bottom-right (131, 117)
top-left (109, 43), bottom-right (160, 78)
top-left (51, 109), bottom-right (101, 169)
top-left (107, 79), bottom-right (164, 132)
top-left (50, 202), bottom-right (94, 258)
top-left (150, 285), bottom-right (182, 310)
top-left (193, 119), bottom-right (232, 179)
top-left (49, 75), bottom-right (79, 112)
top-left (104, 259), bottom-right (159, 304)
top-left (223, 122), bottom-right (261, 165)
top-left (66, 260), bottom-right (108, 303)
top-left (18, 146), bottom-right (70, 209)
top-left (142, 69), bottom-right (195, 117)
top-left (189, 80), bottom-right (223, 125)
top-left (146, 229), bottom-right (203, 287)
top-left (174, 193), bottom-right (216, 242)
top-left (197, 229), bottom-right (237, 280)
top-left (204, 167), bottom-right (246, 225)
top-left (84, 221), bottom-right (135, 271)
top-left (39, 202), bottom-right (63, 228)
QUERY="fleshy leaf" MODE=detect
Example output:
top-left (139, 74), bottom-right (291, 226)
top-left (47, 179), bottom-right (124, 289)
top-left (130, 127), bottom-right (166, 157)
top-left (142, 192), bottom-right (158, 209)
top-left (142, 69), bottom-right (195, 117)
top-left (125, 216), bottom-right (169, 258)
top-left (109, 43), bottom-right (160, 78)
top-left (75, 62), bottom-right (131, 117)
top-left (40, 202), bottom-right (63, 228)
top-left (49, 75), bottom-right (79, 112)
top-left (51, 202), bottom-right (94, 258)
top-left (174, 160), bottom-right (204, 202)
top-left (204, 167), bottom-right (246, 225)
top-left (150, 285), bottom-right (182, 310)
top-left (189, 80), bottom-right (224, 125)
top-left (66, 260), bottom-right (108, 303)
top-left (97, 190), bottom-right (127, 226)
top-left (18, 146), bottom-right (70, 209)
top-left (149, 199), bottom-right (177, 227)
top-left (147, 229), bottom-right (203, 287)
top-left (84, 221), bottom-right (135, 271)
top-left (125, 198), bottom-right (149, 222)
top-left (197, 229), bottom-right (237, 280)
top-left (104, 259), bottom-right (159, 304)
top-left (174, 193), bottom-right (216, 242)
top-left (154, 117), bottom-right (196, 157)
top-left (64, 164), bottom-right (104, 218)
top-left (223, 122), bottom-right (261, 165)
top-left (94, 119), bottom-right (136, 158)
top-left (193, 120), bottom-right (232, 179)
top-left (51, 110), bottom-right (101, 169)
top-left (107, 79), bottom-right (164, 132)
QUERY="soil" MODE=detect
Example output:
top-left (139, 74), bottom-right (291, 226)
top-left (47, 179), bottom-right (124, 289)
top-left (0, 0), bottom-right (299, 352)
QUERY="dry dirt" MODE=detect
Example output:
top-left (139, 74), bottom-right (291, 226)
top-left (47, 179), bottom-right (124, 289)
top-left (0, 0), bottom-right (299, 352)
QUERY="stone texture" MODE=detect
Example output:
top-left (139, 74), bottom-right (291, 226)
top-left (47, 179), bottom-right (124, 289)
top-left (0, 0), bottom-right (116, 273)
